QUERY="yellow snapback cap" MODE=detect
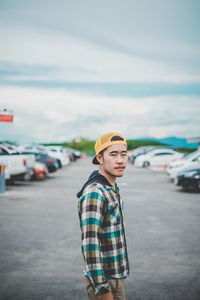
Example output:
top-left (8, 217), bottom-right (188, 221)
top-left (92, 132), bottom-right (127, 164)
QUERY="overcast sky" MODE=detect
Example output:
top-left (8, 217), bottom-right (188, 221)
top-left (0, 0), bottom-right (200, 143)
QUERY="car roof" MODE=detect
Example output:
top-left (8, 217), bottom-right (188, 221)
top-left (148, 148), bottom-right (177, 154)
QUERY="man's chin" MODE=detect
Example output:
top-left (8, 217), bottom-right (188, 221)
top-left (106, 169), bottom-right (125, 178)
top-left (114, 171), bottom-right (125, 177)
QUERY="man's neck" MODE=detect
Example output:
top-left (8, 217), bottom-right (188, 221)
top-left (99, 169), bottom-right (116, 187)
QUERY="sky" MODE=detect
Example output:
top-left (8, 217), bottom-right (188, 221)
top-left (0, 0), bottom-right (200, 144)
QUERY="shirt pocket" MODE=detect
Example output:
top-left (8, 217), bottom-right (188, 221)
top-left (106, 200), bottom-right (122, 225)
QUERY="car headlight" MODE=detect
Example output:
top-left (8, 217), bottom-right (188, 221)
top-left (194, 175), bottom-right (200, 179)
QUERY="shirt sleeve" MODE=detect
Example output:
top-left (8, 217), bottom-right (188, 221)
top-left (79, 185), bottom-right (111, 296)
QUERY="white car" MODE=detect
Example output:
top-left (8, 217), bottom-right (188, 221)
top-left (167, 150), bottom-right (200, 170)
top-left (169, 161), bottom-right (200, 181)
top-left (167, 150), bottom-right (200, 180)
top-left (0, 144), bottom-right (32, 180)
top-left (17, 145), bottom-right (70, 168)
top-left (134, 148), bottom-right (184, 168)
top-left (45, 146), bottom-right (70, 168)
top-left (128, 146), bottom-right (155, 163)
top-left (17, 145), bottom-right (46, 154)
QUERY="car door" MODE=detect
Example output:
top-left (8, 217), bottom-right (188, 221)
top-left (150, 151), bottom-right (174, 166)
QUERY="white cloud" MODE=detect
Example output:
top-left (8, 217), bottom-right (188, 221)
top-left (107, 34), bottom-right (200, 62)
top-left (0, 0), bottom-right (199, 145)
top-left (0, 85), bottom-right (199, 143)
top-left (1, 25), bottom-right (200, 84)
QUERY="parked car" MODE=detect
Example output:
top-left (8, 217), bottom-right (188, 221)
top-left (127, 149), bottom-right (136, 163)
top-left (175, 167), bottom-right (200, 192)
top-left (17, 145), bottom-right (46, 154)
top-left (33, 162), bottom-right (48, 180)
top-left (167, 150), bottom-right (200, 170)
top-left (169, 161), bottom-right (200, 181)
top-left (128, 145), bottom-right (177, 164)
top-left (20, 151), bottom-right (58, 173)
top-left (134, 148), bottom-right (184, 168)
top-left (36, 153), bottom-right (58, 173)
top-left (65, 147), bottom-right (82, 161)
top-left (0, 144), bottom-right (35, 182)
top-left (128, 146), bottom-right (157, 163)
top-left (45, 146), bottom-right (70, 168)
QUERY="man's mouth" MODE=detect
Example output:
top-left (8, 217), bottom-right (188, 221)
top-left (115, 166), bottom-right (125, 170)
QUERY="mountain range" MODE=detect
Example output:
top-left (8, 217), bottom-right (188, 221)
top-left (137, 137), bottom-right (198, 149)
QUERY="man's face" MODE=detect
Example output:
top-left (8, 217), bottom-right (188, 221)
top-left (98, 144), bottom-right (128, 178)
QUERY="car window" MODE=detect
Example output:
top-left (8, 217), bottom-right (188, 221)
top-left (184, 150), bottom-right (199, 159)
top-left (154, 152), bottom-right (173, 156)
top-left (0, 148), bottom-right (8, 155)
top-left (192, 155), bottom-right (200, 161)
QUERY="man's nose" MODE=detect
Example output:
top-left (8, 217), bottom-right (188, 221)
top-left (116, 155), bottom-right (123, 163)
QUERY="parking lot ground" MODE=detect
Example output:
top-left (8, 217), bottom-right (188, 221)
top-left (0, 158), bottom-right (200, 300)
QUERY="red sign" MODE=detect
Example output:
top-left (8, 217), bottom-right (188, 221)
top-left (0, 114), bottom-right (14, 122)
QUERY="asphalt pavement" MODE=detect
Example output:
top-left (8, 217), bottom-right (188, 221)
top-left (0, 158), bottom-right (200, 300)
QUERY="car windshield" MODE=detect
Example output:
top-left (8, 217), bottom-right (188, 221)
top-left (154, 152), bottom-right (173, 156)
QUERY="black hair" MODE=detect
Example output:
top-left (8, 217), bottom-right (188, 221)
top-left (95, 148), bottom-right (106, 164)
top-left (99, 149), bottom-right (106, 156)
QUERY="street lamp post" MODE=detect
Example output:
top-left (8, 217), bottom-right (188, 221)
top-left (0, 109), bottom-right (14, 193)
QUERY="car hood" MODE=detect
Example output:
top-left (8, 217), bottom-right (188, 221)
top-left (177, 167), bottom-right (200, 177)
top-left (170, 161), bottom-right (200, 173)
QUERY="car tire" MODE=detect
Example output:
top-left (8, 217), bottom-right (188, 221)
top-left (24, 173), bottom-right (32, 181)
top-left (143, 161), bottom-right (150, 168)
top-left (57, 160), bottom-right (62, 168)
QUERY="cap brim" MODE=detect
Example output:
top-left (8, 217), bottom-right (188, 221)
top-left (92, 156), bottom-right (100, 165)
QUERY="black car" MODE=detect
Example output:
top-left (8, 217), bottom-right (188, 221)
top-left (176, 168), bottom-right (200, 192)
top-left (21, 152), bottom-right (58, 173)
top-left (65, 148), bottom-right (82, 161)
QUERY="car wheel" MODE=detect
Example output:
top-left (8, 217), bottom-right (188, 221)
top-left (24, 173), bottom-right (31, 181)
top-left (143, 161), bottom-right (150, 168)
top-left (57, 160), bottom-right (62, 168)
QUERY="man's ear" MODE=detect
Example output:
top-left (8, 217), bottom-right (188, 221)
top-left (96, 154), bottom-right (103, 165)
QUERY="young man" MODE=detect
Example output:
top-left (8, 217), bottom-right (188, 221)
top-left (77, 132), bottom-right (129, 300)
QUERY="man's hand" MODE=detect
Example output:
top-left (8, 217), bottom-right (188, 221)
top-left (97, 291), bottom-right (114, 300)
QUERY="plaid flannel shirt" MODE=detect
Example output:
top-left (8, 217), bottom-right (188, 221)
top-left (78, 181), bottom-right (129, 296)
